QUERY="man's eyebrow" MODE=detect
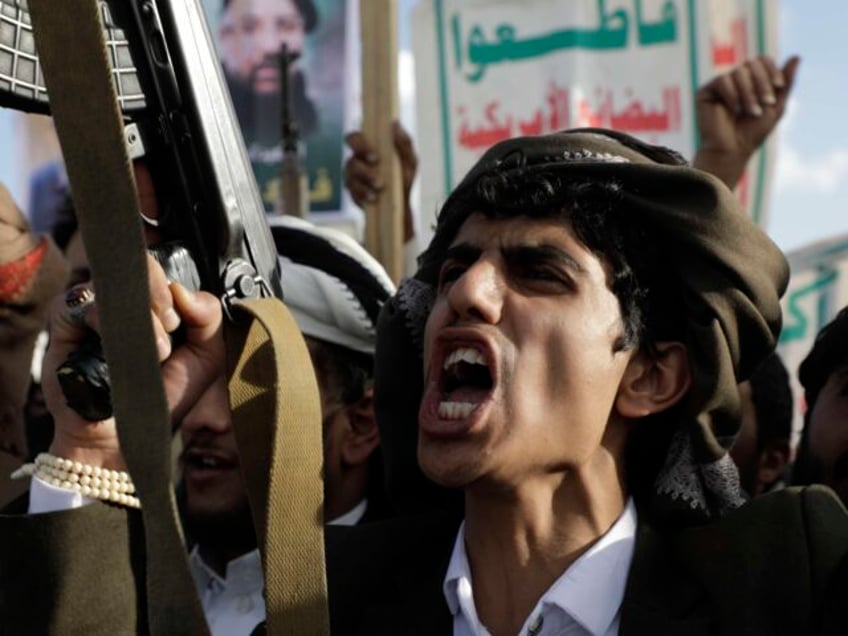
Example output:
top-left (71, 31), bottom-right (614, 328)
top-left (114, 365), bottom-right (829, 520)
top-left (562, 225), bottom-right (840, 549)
top-left (504, 244), bottom-right (585, 273)
top-left (442, 243), bottom-right (482, 264)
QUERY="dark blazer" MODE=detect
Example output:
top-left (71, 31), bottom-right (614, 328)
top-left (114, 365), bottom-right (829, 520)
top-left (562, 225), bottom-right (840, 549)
top-left (2, 486), bottom-right (848, 635)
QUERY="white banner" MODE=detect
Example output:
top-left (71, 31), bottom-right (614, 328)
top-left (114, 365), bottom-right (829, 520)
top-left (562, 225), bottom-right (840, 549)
top-left (413, 0), bottom-right (778, 245)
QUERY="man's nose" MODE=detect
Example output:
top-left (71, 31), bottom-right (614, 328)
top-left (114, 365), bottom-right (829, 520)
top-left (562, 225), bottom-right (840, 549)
top-left (447, 259), bottom-right (504, 324)
top-left (256, 24), bottom-right (282, 55)
top-left (179, 378), bottom-right (232, 436)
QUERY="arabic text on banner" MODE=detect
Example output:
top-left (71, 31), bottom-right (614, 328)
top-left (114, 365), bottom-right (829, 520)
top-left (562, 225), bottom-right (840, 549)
top-left (413, 0), bottom-right (778, 244)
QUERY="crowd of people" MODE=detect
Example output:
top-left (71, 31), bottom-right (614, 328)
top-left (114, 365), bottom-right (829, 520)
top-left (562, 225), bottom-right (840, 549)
top-left (0, 12), bottom-right (846, 634)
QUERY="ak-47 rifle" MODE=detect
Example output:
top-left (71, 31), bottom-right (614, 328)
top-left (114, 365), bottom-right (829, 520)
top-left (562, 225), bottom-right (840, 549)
top-left (0, 3), bottom-right (329, 634)
top-left (0, 0), bottom-right (282, 418)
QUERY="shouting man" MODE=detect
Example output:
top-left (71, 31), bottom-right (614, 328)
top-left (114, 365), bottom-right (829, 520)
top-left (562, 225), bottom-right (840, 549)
top-left (4, 130), bottom-right (848, 635)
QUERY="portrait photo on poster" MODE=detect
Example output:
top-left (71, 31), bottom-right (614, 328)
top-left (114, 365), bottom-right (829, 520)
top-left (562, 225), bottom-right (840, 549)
top-left (208, 0), bottom-right (351, 216)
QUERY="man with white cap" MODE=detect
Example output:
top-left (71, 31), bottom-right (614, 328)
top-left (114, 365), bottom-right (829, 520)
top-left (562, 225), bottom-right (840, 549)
top-left (269, 215), bottom-right (396, 525)
top-left (18, 215), bottom-right (393, 636)
top-left (178, 215), bottom-right (393, 635)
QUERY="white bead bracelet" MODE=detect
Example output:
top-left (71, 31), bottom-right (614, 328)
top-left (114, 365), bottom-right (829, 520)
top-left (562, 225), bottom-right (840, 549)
top-left (11, 452), bottom-right (141, 509)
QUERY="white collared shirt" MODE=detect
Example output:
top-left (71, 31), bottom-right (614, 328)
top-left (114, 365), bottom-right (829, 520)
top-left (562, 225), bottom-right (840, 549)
top-left (28, 477), bottom-right (370, 634)
top-left (189, 547), bottom-right (266, 636)
top-left (444, 498), bottom-right (637, 636)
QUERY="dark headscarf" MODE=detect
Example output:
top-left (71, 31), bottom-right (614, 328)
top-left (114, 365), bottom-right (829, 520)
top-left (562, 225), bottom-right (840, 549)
top-left (375, 128), bottom-right (789, 525)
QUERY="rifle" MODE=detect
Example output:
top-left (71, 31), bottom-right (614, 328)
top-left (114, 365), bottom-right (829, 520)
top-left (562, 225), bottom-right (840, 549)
top-left (0, 0), bottom-right (283, 418)
top-left (0, 3), bottom-right (329, 634)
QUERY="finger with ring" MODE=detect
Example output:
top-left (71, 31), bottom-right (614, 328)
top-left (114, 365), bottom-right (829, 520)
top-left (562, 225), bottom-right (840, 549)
top-left (64, 285), bottom-right (95, 326)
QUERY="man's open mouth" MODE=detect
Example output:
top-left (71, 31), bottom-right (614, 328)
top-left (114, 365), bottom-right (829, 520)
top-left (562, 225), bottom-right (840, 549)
top-left (182, 449), bottom-right (237, 472)
top-left (437, 345), bottom-right (494, 420)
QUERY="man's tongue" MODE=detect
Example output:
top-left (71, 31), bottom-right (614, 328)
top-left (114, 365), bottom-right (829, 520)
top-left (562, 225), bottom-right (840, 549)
top-left (443, 385), bottom-right (490, 404)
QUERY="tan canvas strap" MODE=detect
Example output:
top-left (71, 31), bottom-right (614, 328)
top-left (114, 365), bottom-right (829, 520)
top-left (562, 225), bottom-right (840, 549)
top-left (26, 1), bottom-right (207, 633)
top-left (226, 298), bottom-right (330, 636)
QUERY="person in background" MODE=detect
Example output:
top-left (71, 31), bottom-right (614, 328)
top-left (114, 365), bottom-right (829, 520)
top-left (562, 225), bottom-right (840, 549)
top-left (26, 160), bottom-right (68, 236)
top-left (792, 307), bottom-right (848, 507)
top-left (730, 352), bottom-right (793, 497)
top-left (177, 216), bottom-right (394, 635)
top-left (0, 182), bottom-right (68, 505)
top-left (218, 0), bottom-right (319, 143)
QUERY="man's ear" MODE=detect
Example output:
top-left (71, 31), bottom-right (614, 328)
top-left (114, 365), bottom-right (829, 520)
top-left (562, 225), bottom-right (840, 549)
top-left (616, 342), bottom-right (692, 418)
top-left (756, 439), bottom-right (791, 493)
top-left (341, 386), bottom-right (380, 466)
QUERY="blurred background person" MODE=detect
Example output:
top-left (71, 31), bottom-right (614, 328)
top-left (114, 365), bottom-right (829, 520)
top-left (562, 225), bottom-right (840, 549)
top-left (179, 216), bottom-right (394, 635)
top-left (730, 352), bottom-right (793, 497)
top-left (218, 0), bottom-right (319, 145)
top-left (0, 182), bottom-right (67, 505)
top-left (792, 307), bottom-right (848, 506)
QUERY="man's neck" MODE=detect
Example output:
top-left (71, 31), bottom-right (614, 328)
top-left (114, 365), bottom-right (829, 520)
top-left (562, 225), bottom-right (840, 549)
top-left (325, 464), bottom-right (369, 523)
top-left (462, 469), bottom-right (627, 636)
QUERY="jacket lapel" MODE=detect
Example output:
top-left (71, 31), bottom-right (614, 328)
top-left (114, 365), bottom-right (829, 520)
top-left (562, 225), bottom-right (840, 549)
top-left (620, 523), bottom-right (713, 636)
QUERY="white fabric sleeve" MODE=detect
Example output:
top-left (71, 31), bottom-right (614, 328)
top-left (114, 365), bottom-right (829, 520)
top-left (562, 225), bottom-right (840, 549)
top-left (28, 474), bottom-right (95, 514)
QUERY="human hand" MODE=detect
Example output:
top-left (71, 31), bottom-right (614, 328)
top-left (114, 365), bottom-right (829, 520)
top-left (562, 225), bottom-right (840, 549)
top-left (693, 55), bottom-right (800, 189)
top-left (344, 121), bottom-right (418, 242)
top-left (42, 253), bottom-right (224, 470)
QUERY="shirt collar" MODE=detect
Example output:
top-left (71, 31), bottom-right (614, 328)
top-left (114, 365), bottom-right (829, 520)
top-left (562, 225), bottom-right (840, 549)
top-left (189, 546), bottom-right (264, 595)
top-left (443, 498), bottom-right (638, 635)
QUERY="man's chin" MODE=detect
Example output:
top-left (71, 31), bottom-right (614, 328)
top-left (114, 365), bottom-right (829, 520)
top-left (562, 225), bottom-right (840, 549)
top-left (418, 448), bottom-right (478, 490)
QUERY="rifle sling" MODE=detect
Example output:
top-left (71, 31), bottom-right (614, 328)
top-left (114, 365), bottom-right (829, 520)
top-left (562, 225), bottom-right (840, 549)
top-left (226, 299), bottom-right (330, 635)
top-left (27, 1), bottom-right (208, 633)
top-left (29, 2), bottom-right (330, 634)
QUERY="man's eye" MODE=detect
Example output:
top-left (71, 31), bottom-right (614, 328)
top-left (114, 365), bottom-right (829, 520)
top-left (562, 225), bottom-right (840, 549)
top-left (521, 266), bottom-right (566, 284)
top-left (277, 18), bottom-right (303, 32)
top-left (438, 264), bottom-right (465, 288)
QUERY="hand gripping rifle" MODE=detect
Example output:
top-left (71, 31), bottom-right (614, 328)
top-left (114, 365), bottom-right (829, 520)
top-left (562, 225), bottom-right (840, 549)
top-left (0, 2), bottom-right (328, 634)
top-left (0, 0), bottom-right (282, 419)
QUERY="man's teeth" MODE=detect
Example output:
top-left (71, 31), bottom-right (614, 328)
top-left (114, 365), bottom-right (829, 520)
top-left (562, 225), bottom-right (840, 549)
top-left (438, 401), bottom-right (477, 420)
top-left (195, 456), bottom-right (222, 468)
top-left (443, 347), bottom-right (486, 370)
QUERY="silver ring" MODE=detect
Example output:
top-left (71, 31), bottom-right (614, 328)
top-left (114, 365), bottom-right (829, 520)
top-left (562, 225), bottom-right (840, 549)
top-left (64, 285), bottom-right (95, 326)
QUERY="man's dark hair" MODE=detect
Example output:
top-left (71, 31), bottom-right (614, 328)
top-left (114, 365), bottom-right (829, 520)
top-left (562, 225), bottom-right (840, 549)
top-left (748, 352), bottom-right (793, 451)
top-left (792, 306), bottom-right (848, 485)
top-left (420, 173), bottom-right (684, 353)
top-left (222, 0), bottom-right (319, 33)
